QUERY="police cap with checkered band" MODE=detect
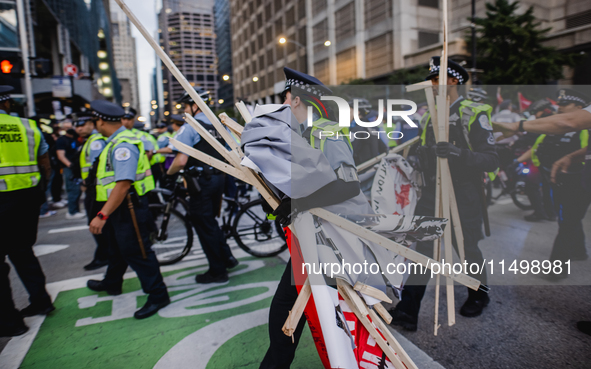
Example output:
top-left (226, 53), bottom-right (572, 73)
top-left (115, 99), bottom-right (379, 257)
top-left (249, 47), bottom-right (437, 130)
top-left (283, 67), bottom-right (333, 97)
top-left (91, 100), bottom-right (125, 122)
top-left (0, 85), bottom-right (14, 102)
top-left (425, 56), bottom-right (469, 85)
top-left (557, 88), bottom-right (589, 107)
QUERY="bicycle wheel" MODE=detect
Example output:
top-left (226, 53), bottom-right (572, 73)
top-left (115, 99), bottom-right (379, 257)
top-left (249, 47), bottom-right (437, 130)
top-left (232, 199), bottom-right (287, 257)
top-left (511, 183), bottom-right (533, 211)
top-left (149, 204), bottom-right (194, 265)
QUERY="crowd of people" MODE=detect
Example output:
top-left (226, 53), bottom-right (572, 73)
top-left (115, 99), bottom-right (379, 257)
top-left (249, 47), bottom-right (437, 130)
top-left (1, 53), bottom-right (590, 368)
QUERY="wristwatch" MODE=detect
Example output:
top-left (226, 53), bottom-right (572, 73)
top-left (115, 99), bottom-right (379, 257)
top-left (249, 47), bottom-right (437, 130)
top-left (518, 119), bottom-right (526, 132)
top-left (97, 211), bottom-right (109, 220)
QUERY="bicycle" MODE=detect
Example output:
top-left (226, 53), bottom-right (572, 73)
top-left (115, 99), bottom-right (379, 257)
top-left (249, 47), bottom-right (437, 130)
top-left (149, 173), bottom-right (287, 265)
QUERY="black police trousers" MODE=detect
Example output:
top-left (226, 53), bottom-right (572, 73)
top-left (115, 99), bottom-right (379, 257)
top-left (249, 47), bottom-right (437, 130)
top-left (84, 188), bottom-right (109, 262)
top-left (188, 173), bottom-right (234, 276)
top-left (0, 186), bottom-right (51, 328)
top-left (396, 182), bottom-right (488, 319)
top-left (549, 176), bottom-right (591, 261)
top-left (101, 195), bottom-right (169, 304)
top-left (260, 259), bottom-right (306, 369)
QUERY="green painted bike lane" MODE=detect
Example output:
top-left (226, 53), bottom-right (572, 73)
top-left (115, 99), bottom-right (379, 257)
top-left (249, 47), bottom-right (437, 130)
top-left (18, 257), bottom-right (323, 369)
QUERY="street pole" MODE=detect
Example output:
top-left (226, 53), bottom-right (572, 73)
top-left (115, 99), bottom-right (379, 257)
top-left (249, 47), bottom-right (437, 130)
top-left (16, 0), bottom-right (35, 118)
top-left (471, 0), bottom-right (477, 81)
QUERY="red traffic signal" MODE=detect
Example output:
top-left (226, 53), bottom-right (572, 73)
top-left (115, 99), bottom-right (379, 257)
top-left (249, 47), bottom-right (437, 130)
top-left (1, 60), bottom-right (14, 74)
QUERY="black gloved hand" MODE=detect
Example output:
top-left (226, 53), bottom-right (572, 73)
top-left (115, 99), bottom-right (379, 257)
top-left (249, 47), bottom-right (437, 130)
top-left (272, 197), bottom-right (295, 228)
top-left (434, 142), bottom-right (462, 158)
top-left (261, 199), bottom-right (274, 215)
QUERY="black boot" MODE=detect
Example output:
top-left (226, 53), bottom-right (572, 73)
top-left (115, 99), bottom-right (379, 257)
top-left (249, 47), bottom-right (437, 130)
top-left (460, 288), bottom-right (490, 318)
top-left (388, 309), bottom-right (418, 331)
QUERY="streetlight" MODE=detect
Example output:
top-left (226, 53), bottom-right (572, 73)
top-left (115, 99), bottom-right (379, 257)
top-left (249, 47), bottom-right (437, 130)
top-left (324, 40), bottom-right (331, 47)
top-left (218, 99), bottom-right (224, 105)
top-left (222, 74), bottom-right (230, 81)
top-left (252, 76), bottom-right (259, 82)
top-left (278, 37), bottom-right (286, 44)
top-left (151, 100), bottom-right (157, 105)
top-left (176, 103), bottom-right (182, 109)
top-left (152, 104), bottom-right (158, 109)
top-left (137, 116), bottom-right (147, 122)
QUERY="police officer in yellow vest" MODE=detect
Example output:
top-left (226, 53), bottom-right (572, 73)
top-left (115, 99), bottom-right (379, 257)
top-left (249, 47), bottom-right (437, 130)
top-left (389, 57), bottom-right (499, 331)
top-left (0, 86), bottom-right (55, 337)
top-left (531, 89), bottom-right (590, 264)
top-left (74, 113), bottom-right (109, 271)
top-left (85, 100), bottom-right (169, 319)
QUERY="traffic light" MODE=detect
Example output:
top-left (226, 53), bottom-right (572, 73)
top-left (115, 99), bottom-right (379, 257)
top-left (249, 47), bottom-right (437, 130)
top-left (0, 51), bottom-right (23, 76)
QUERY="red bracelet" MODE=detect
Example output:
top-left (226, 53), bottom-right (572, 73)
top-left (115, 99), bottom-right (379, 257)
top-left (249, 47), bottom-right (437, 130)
top-left (97, 211), bottom-right (109, 220)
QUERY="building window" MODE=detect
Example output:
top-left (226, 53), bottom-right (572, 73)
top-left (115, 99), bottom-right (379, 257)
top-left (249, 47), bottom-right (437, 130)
top-left (335, 3), bottom-right (355, 43)
top-left (312, 0), bottom-right (327, 18)
top-left (566, 10), bottom-right (591, 29)
top-left (418, 31), bottom-right (439, 48)
top-left (418, 0), bottom-right (438, 8)
top-left (365, 33), bottom-right (392, 78)
top-left (313, 19), bottom-right (328, 53)
top-left (314, 58), bottom-right (329, 84)
top-left (336, 47), bottom-right (357, 84)
top-left (364, 0), bottom-right (392, 26)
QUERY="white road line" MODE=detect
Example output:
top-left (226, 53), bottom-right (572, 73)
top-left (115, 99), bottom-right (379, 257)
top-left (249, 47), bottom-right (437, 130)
top-left (33, 245), bottom-right (69, 257)
top-left (48, 225), bottom-right (88, 234)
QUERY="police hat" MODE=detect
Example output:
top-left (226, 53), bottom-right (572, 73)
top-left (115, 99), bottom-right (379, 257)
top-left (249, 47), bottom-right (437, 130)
top-left (0, 85), bottom-right (14, 102)
top-left (557, 89), bottom-right (589, 107)
top-left (73, 112), bottom-right (95, 127)
top-left (133, 121), bottom-right (146, 130)
top-left (283, 67), bottom-right (332, 97)
top-left (169, 114), bottom-right (185, 122)
top-left (425, 56), bottom-right (469, 85)
top-left (122, 106), bottom-right (137, 119)
top-left (91, 100), bottom-right (125, 122)
top-left (155, 121), bottom-right (167, 129)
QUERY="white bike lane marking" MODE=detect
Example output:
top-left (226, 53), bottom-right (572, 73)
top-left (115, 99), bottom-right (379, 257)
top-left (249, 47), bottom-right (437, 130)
top-left (153, 308), bottom-right (270, 369)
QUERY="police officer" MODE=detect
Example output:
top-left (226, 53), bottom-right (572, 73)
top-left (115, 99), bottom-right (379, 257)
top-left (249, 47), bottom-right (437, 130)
top-left (86, 100), bottom-right (169, 319)
top-left (389, 57), bottom-right (499, 331)
top-left (74, 113), bottom-right (109, 271)
top-left (166, 88), bottom-right (238, 283)
top-left (155, 115), bottom-right (184, 170)
top-left (259, 68), bottom-right (372, 368)
top-left (531, 89), bottom-right (589, 263)
top-left (0, 86), bottom-right (55, 337)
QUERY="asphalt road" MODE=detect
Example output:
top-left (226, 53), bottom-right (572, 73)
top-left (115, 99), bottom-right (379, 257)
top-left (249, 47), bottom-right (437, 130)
top-left (2, 191), bottom-right (591, 368)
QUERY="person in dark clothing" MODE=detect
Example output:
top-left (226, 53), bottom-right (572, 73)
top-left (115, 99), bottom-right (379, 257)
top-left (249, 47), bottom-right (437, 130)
top-left (55, 128), bottom-right (83, 217)
top-left (389, 57), bottom-right (499, 331)
top-left (532, 89), bottom-right (590, 265)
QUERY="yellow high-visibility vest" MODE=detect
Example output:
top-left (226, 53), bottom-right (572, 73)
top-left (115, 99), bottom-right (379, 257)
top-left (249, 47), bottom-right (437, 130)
top-left (0, 115), bottom-right (41, 192)
top-left (95, 129), bottom-right (154, 201)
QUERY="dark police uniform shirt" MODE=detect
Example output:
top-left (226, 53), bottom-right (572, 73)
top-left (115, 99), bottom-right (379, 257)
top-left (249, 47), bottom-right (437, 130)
top-left (421, 96), bottom-right (499, 185)
top-left (55, 133), bottom-right (79, 168)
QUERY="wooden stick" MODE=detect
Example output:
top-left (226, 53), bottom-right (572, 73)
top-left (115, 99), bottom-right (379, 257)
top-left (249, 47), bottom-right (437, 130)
top-left (337, 280), bottom-right (408, 369)
top-left (353, 282), bottom-right (392, 304)
top-left (183, 113), bottom-right (241, 166)
top-left (112, 0), bottom-right (221, 140)
top-left (373, 302), bottom-right (393, 324)
top-left (169, 139), bottom-right (250, 183)
top-left (405, 80), bottom-right (433, 92)
top-left (282, 278), bottom-right (312, 341)
top-left (356, 136), bottom-right (419, 172)
top-left (219, 113), bottom-right (244, 136)
top-left (433, 155), bottom-right (442, 336)
top-left (367, 309), bottom-right (418, 369)
top-left (310, 208), bottom-right (480, 290)
top-left (208, 112), bottom-right (245, 159)
top-left (236, 101), bottom-right (252, 123)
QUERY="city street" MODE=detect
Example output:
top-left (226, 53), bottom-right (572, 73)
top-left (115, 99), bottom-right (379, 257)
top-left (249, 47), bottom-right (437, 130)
top-left (1, 191), bottom-right (590, 369)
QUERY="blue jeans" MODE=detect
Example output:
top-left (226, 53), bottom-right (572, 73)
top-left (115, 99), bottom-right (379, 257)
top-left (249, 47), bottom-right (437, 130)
top-left (63, 167), bottom-right (81, 215)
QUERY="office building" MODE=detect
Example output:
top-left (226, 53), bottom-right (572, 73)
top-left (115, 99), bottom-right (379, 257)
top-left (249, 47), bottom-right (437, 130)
top-left (110, 0), bottom-right (140, 109)
top-left (159, 0), bottom-right (217, 115)
top-left (214, 0), bottom-right (233, 108)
